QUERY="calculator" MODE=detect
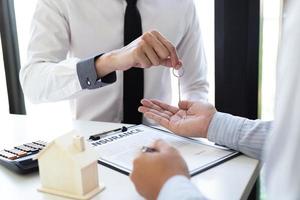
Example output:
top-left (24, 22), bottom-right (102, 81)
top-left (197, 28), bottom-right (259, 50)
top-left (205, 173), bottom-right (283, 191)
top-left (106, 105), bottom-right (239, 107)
top-left (0, 141), bottom-right (47, 174)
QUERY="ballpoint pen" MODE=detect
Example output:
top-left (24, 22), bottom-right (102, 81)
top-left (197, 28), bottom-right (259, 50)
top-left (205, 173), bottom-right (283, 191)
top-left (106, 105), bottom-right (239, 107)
top-left (141, 146), bottom-right (157, 153)
top-left (89, 126), bottom-right (128, 141)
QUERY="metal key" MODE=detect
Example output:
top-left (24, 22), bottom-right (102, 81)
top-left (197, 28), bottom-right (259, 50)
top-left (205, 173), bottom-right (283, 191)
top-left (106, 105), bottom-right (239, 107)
top-left (173, 68), bottom-right (184, 103)
top-left (178, 76), bottom-right (181, 102)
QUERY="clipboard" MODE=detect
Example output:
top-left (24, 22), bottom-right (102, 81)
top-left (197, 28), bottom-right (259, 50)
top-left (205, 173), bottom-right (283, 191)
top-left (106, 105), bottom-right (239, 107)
top-left (89, 125), bottom-right (240, 177)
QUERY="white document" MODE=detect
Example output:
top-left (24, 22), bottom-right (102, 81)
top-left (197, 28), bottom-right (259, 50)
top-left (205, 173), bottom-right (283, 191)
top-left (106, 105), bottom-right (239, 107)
top-left (91, 125), bottom-right (239, 176)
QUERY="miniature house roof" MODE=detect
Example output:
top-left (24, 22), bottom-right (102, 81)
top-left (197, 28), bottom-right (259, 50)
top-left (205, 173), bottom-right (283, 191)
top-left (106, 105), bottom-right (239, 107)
top-left (37, 131), bottom-right (99, 168)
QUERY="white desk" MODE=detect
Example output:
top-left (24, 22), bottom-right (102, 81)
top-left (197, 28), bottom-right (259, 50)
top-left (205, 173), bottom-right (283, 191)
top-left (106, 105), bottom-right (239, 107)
top-left (0, 115), bottom-right (259, 200)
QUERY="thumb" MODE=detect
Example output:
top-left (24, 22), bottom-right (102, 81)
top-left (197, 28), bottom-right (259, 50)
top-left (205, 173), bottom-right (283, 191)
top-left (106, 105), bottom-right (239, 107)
top-left (151, 139), bottom-right (172, 153)
top-left (178, 100), bottom-right (193, 110)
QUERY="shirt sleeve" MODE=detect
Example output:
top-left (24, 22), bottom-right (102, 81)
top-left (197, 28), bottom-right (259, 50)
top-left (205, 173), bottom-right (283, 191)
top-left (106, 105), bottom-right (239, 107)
top-left (207, 112), bottom-right (272, 160)
top-left (158, 175), bottom-right (207, 200)
top-left (76, 55), bottom-right (116, 89)
top-left (177, 1), bottom-right (209, 101)
top-left (157, 112), bottom-right (272, 200)
top-left (19, 0), bottom-right (116, 104)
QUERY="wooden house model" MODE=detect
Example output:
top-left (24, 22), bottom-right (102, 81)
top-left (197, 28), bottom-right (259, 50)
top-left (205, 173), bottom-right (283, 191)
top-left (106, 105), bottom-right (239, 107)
top-left (36, 131), bottom-right (104, 199)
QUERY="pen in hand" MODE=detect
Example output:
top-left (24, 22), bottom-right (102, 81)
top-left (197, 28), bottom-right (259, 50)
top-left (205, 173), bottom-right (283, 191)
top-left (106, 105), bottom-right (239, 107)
top-left (141, 146), bottom-right (157, 153)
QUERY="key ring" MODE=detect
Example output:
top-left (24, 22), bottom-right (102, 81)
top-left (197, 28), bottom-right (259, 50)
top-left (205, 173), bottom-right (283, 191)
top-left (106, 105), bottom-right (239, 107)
top-left (172, 68), bottom-right (184, 78)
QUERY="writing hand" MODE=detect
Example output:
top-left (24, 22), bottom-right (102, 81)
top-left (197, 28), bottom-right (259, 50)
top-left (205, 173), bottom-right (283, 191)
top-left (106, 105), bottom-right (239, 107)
top-left (130, 140), bottom-right (189, 200)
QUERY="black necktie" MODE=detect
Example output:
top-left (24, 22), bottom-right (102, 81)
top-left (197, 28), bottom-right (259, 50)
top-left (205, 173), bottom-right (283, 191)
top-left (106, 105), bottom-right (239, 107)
top-left (123, 0), bottom-right (144, 124)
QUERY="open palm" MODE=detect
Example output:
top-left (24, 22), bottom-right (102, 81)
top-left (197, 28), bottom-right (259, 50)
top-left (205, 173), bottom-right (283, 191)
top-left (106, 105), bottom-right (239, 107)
top-left (138, 99), bottom-right (216, 138)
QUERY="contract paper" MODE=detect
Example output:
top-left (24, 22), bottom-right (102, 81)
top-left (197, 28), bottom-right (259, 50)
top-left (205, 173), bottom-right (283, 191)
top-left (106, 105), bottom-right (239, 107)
top-left (91, 125), bottom-right (239, 176)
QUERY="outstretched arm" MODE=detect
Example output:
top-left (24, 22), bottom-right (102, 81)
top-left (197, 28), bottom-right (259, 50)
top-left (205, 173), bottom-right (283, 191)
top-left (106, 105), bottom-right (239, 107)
top-left (20, 0), bottom-right (182, 103)
top-left (139, 99), bottom-right (272, 160)
top-left (138, 99), bottom-right (216, 138)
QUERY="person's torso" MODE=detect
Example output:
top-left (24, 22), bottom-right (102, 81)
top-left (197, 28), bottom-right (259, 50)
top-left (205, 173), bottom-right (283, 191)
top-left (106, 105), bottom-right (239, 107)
top-left (60, 0), bottom-right (193, 123)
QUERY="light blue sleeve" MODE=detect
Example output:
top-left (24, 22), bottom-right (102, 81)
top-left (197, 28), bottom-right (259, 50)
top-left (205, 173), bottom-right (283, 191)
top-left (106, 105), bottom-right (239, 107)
top-left (207, 112), bottom-right (272, 160)
top-left (158, 112), bottom-right (272, 199)
top-left (157, 175), bottom-right (207, 200)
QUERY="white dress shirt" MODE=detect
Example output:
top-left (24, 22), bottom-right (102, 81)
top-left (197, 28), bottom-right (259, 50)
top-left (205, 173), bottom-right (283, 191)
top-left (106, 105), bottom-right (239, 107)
top-left (19, 0), bottom-right (208, 124)
top-left (158, 0), bottom-right (300, 199)
top-left (264, 0), bottom-right (300, 199)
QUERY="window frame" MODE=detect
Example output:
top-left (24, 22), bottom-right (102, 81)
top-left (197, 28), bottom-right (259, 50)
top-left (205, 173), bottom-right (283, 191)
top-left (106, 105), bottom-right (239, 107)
top-left (0, 0), bottom-right (26, 115)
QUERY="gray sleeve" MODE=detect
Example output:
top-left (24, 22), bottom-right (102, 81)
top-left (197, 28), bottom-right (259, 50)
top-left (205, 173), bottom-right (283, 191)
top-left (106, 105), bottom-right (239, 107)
top-left (76, 54), bottom-right (116, 89)
top-left (207, 112), bottom-right (272, 160)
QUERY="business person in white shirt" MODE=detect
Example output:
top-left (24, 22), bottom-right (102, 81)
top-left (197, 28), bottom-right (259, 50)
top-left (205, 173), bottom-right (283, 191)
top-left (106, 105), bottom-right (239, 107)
top-left (131, 0), bottom-right (300, 199)
top-left (19, 0), bottom-right (208, 124)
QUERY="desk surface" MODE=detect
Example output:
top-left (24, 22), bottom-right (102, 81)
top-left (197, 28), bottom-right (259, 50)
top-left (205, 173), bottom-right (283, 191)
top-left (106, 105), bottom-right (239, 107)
top-left (0, 115), bottom-right (259, 200)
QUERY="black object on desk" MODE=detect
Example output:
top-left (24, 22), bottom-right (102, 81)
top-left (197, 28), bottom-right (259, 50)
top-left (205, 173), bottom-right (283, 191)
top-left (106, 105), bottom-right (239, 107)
top-left (0, 141), bottom-right (47, 174)
top-left (89, 126), bottom-right (128, 141)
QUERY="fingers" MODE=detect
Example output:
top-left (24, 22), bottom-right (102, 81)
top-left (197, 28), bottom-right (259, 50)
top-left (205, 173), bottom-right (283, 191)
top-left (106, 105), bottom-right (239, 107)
top-left (143, 107), bottom-right (171, 120)
top-left (150, 99), bottom-right (180, 114)
top-left (140, 107), bottom-right (170, 121)
top-left (138, 106), bottom-right (173, 120)
top-left (134, 30), bottom-right (181, 69)
top-left (149, 140), bottom-right (178, 155)
top-left (140, 99), bottom-right (174, 116)
top-left (151, 30), bottom-right (181, 68)
top-left (135, 43), bottom-right (153, 68)
top-left (151, 140), bottom-right (170, 151)
top-left (160, 58), bottom-right (173, 68)
top-left (178, 100), bottom-right (194, 110)
top-left (144, 111), bottom-right (170, 129)
top-left (141, 43), bottom-right (160, 66)
top-left (142, 32), bottom-right (170, 62)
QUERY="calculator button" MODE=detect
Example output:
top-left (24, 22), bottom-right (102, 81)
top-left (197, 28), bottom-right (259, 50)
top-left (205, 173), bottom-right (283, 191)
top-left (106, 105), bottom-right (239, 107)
top-left (24, 143), bottom-right (43, 150)
top-left (15, 145), bottom-right (35, 152)
top-left (0, 150), bottom-right (6, 157)
top-left (0, 150), bottom-right (18, 160)
top-left (5, 149), bottom-right (27, 157)
top-left (33, 140), bottom-right (47, 146)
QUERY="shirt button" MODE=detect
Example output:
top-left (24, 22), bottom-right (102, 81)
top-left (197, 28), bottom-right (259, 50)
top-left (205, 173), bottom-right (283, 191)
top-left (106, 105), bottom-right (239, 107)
top-left (86, 78), bottom-right (91, 86)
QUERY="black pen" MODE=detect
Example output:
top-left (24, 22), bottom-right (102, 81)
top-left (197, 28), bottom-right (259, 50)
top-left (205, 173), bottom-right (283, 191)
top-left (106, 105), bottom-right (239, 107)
top-left (89, 126), bottom-right (128, 141)
top-left (141, 146), bottom-right (157, 153)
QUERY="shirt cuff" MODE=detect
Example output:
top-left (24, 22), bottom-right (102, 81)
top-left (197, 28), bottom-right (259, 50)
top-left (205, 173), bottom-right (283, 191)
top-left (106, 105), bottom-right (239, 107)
top-left (158, 175), bottom-right (206, 200)
top-left (207, 112), bottom-right (246, 150)
top-left (76, 54), bottom-right (116, 89)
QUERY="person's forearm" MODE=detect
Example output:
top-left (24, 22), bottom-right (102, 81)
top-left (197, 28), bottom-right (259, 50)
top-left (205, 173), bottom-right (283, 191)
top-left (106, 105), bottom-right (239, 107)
top-left (20, 0), bottom-right (115, 104)
top-left (20, 58), bottom-right (83, 103)
top-left (207, 112), bottom-right (272, 160)
top-left (20, 56), bottom-right (117, 103)
top-left (94, 52), bottom-right (118, 78)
